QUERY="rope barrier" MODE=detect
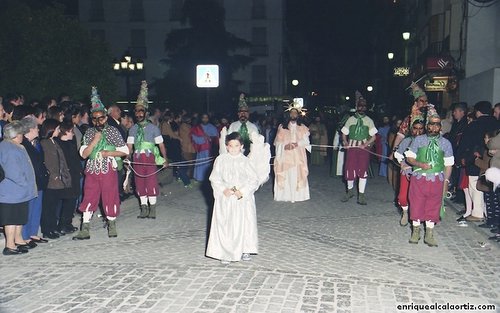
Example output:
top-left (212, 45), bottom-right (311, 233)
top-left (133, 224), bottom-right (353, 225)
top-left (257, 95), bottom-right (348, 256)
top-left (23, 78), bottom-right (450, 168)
top-left (123, 157), bottom-right (216, 178)
top-left (124, 156), bottom-right (215, 167)
top-left (122, 144), bottom-right (402, 177)
top-left (310, 144), bottom-right (402, 167)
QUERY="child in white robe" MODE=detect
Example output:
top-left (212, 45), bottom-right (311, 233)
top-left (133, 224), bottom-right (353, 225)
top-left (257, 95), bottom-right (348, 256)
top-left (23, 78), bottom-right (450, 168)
top-left (206, 132), bottom-right (260, 265)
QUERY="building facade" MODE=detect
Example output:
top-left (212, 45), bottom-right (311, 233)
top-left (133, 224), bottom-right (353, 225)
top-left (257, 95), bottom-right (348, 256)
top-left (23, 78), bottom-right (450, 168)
top-left (403, 0), bottom-right (500, 109)
top-left (78, 0), bottom-right (285, 102)
top-left (460, 0), bottom-right (500, 106)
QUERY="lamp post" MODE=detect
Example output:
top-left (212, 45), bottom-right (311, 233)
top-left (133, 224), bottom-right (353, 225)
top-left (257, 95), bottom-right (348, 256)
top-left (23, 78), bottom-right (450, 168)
top-left (366, 85), bottom-right (373, 92)
top-left (291, 79), bottom-right (299, 97)
top-left (402, 32), bottom-right (410, 66)
top-left (387, 52), bottom-right (394, 60)
top-left (113, 52), bottom-right (144, 104)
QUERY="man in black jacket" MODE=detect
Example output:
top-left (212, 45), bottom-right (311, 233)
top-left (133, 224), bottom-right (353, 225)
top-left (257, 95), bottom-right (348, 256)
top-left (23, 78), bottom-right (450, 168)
top-left (457, 101), bottom-right (499, 222)
top-left (447, 102), bottom-right (468, 206)
top-left (107, 104), bottom-right (129, 201)
top-left (107, 104), bottom-right (127, 141)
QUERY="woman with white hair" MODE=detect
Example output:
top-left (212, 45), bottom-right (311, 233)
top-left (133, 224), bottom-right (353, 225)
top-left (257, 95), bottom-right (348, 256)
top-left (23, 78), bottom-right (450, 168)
top-left (20, 116), bottom-right (49, 244)
top-left (0, 121), bottom-right (37, 255)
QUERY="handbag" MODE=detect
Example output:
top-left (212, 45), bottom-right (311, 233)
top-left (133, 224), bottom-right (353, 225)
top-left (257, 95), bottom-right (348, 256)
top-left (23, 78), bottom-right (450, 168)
top-left (476, 174), bottom-right (492, 192)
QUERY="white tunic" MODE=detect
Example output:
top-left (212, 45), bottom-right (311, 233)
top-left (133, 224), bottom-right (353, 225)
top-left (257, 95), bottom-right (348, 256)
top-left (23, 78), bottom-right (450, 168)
top-left (206, 153), bottom-right (260, 261)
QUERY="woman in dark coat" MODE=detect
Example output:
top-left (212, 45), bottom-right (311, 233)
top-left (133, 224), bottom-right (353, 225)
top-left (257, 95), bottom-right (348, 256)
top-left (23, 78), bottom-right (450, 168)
top-left (20, 117), bottom-right (49, 244)
top-left (56, 120), bottom-right (82, 233)
top-left (40, 119), bottom-right (72, 239)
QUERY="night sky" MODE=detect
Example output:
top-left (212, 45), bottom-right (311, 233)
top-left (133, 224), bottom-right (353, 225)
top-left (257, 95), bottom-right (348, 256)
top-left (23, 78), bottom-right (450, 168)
top-left (24, 0), bottom-right (406, 106)
top-left (286, 0), bottom-right (404, 100)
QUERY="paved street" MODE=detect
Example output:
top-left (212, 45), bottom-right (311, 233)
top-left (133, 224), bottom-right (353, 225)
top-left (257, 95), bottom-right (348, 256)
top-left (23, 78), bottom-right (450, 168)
top-left (0, 163), bottom-right (499, 313)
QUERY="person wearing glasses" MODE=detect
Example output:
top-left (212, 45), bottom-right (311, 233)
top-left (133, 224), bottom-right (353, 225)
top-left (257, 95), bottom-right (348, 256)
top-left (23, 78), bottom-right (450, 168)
top-left (127, 81), bottom-right (168, 219)
top-left (227, 94), bottom-right (259, 156)
top-left (405, 106), bottom-right (454, 247)
top-left (72, 87), bottom-right (129, 240)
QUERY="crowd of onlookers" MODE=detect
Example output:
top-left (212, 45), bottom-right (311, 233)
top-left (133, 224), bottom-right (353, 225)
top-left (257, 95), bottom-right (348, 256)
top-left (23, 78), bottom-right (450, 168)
top-left (0, 91), bottom-right (499, 256)
top-left (375, 101), bottom-right (500, 241)
top-left (438, 102), bottom-right (500, 240)
top-left (0, 92), bottom-right (291, 255)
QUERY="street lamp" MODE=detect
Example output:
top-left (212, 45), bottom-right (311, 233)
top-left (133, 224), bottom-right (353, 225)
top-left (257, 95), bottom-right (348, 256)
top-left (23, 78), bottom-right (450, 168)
top-left (345, 96), bottom-right (350, 101)
top-left (291, 79), bottom-right (299, 86)
top-left (387, 52), bottom-right (394, 60)
top-left (113, 52), bottom-right (144, 104)
top-left (402, 32), bottom-right (410, 66)
top-left (367, 86), bottom-right (373, 92)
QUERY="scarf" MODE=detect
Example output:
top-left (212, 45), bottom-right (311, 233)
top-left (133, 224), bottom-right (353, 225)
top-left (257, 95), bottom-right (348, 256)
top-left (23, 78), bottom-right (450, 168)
top-left (425, 136), bottom-right (441, 168)
top-left (239, 122), bottom-right (251, 149)
top-left (352, 113), bottom-right (365, 139)
top-left (90, 126), bottom-right (109, 159)
top-left (135, 121), bottom-right (148, 148)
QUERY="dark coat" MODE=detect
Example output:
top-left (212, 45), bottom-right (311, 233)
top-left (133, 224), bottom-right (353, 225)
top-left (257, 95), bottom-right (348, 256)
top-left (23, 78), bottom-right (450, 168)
top-left (457, 115), bottom-right (499, 176)
top-left (447, 117), bottom-right (468, 153)
top-left (107, 116), bottom-right (127, 141)
top-left (56, 138), bottom-right (82, 198)
top-left (21, 137), bottom-right (49, 191)
top-left (40, 138), bottom-right (72, 190)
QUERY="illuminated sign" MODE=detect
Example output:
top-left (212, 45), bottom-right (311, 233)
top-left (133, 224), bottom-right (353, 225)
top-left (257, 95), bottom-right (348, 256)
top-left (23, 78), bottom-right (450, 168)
top-left (247, 96), bottom-right (285, 103)
top-left (196, 65), bottom-right (219, 88)
top-left (293, 98), bottom-right (304, 108)
top-left (424, 77), bottom-right (449, 92)
top-left (393, 67), bottom-right (410, 76)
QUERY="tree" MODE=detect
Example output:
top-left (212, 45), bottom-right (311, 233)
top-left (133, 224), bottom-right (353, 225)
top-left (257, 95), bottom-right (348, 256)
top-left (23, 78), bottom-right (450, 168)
top-left (154, 0), bottom-right (253, 113)
top-left (0, 1), bottom-right (117, 104)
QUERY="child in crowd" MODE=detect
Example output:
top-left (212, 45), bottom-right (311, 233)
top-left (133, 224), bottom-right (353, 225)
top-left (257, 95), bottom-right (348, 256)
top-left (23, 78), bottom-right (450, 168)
top-left (206, 132), bottom-right (260, 265)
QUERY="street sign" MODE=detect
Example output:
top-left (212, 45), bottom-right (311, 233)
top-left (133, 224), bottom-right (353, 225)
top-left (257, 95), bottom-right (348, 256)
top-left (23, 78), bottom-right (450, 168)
top-left (424, 76), bottom-right (449, 92)
top-left (293, 98), bottom-right (304, 108)
top-left (196, 65), bottom-right (219, 88)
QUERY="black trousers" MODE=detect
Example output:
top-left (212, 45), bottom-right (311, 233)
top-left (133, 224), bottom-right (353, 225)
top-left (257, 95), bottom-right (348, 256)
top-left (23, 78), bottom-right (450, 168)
top-left (41, 189), bottom-right (77, 234)
top-left (41, 189), bottom-right (60, 234)
top-left (58, 197), bottom-right (77, 229)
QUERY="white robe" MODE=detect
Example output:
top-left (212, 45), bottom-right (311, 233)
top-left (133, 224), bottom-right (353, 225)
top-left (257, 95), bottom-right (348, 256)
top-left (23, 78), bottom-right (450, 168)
top-left (206, 153), bottom-right (260, 261)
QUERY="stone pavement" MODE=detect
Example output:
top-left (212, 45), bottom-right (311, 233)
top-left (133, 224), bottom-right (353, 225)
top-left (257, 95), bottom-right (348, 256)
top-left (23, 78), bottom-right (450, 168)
top-left (0, 163), bottom-right (499, 313)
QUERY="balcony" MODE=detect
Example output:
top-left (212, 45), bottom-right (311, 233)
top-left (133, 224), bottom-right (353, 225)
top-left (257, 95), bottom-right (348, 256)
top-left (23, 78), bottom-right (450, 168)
top-left (418, 36), bottom-right (450, 63)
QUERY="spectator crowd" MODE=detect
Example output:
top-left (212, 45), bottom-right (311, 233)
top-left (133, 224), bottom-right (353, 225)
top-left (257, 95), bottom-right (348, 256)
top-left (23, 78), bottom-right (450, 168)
top-left (0, 85), bottom-right (499, 256)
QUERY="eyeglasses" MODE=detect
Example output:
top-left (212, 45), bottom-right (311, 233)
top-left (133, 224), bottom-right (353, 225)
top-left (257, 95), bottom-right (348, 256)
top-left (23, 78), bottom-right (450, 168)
top-left (91, 115), bottom-right (106, 121)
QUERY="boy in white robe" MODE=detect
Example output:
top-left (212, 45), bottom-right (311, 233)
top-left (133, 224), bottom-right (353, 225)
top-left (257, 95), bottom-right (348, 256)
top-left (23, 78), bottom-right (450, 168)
top-left (206, 132), bottom-right (260, 264)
